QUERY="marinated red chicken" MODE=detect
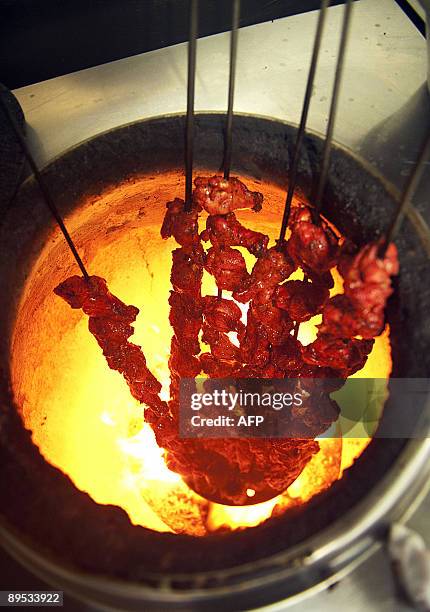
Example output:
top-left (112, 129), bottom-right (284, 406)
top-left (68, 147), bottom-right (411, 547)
top-left (342, 242), bottom-right (399, 315)
top-left (287, 219), bottom-right (339, 274)
top-left (170, 247), bottom-right (204, 297)
top-left (319, 294), bottom-right (384, 339)
top-left (202, 296), bottom-right (244, 333)
top-left (233, 246), bottom-right (296, 303)
top-left (275, 279), bottom-right (329, 322)
top-left (205, 246), bottom-right (249, 291)
top-left (168, 291), bottom-right (202, 355)
top-left (54, 276), bottom-right (163, 409)
top-left (161, 197), bottom-right (200, 249)
top-left (55, 176), bottom-right (399, 507)
top-left (303, 334), bottom-right (374, 377)
top-left (194, 175), bottom-right (263, 215)
top-left (201, 212), bottom-right (268, 257)
top-left (320, 241), bottom-right (399, 339)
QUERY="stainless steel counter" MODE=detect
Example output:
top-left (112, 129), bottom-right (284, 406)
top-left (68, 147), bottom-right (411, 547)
top-left (9, 0), bottom-right (430, 610)
top-left (13, 0), bottom-right (427, 175)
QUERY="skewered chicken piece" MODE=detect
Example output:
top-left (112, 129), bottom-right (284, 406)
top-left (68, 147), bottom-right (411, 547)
top-left (168, 335), bottom-right (202, 381)
top-left (193, 175), bottom-right (263, 215)
top-left (170, 246), bottom-right (204, 297)
top-left (205, 246), bottom-right (249, 291)
top-left (238, 305), bottom-right (271, 368)
top-left (54, 276), bottom-right (165, 415)
top-left (320, 241), bottom-right (399, 339)
top-left (199, 353), bottom-right (241, 378)
top-left (342, 241), bottom-right (399, 315)
top-left (233, 246), bottom-right (296, 303)
top-left (275, 279), bottom-right (329, 323)
top-left (287, 211), bottom-right (339, 274)
top-left (201, 212), bottom-right (268, 257)
top-left (202, 295), bottom-right (244, 333)
top-left (249, 301), bottom-right (294, 347)
top-left (168, 291), bottom-right (202, 355)
top-left (161, 197), bottom-right (201, 249)
top-left (319, 294), bottom-right (383, 339)
top-left (201, 322), bottom-right (240, 361)
top-left (303, 334), bottom-right (374, 377)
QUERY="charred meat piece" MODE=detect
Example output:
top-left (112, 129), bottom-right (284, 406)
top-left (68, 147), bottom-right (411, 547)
top-left (201, 321), bottom-right (240, 361)
top-left (238, 306), bottom-right (271, 367)
top-left (54, 275), bottom-right (163, 405)
top-left (250, 301), bottom-right (293, 346)
top-left (169, 436), bottom-right (320, 506)
top-left (168, 335), bottom-right (202, 380)
top-left (205, 246), bottom-right (249, 292)
top-left (275, 279), bottom-right (329, 322)
top-left (287, 220), bottom-right (339, 274)
top-left (201, 212), bottom-right (268, 257)
top-left (171, 247), bottom-right (204, 297)
top-left (319, 294), bottom-right (384, 339)
top-left (202, 295), bottom-right (244, 333)
top-left (161, 197), bottom-right (200, 248)
top-left (193, 175), bottom-right (263, 215)
top-left (168, 291), bottom-right (202, 355)
top-left (199, 353), bottom-right (240, 378)
top-left (233, 246), bottom-right (296, 303)
top-left (342, 242), bottom-right (399, 314)
top-left (303, 334), bottom-right (374, 377)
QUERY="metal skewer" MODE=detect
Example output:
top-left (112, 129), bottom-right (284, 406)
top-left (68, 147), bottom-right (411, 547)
top-left (277, 0), bottom-right (352, 340)
top-left (313, 0), bottom-right (353, 220)
top-left (278, 0), bottom-right (330, 245)
top-left (379, 128), bottom-right (430, 257)
top-left (222, 0), bottom-right (240, 180)
top-left (0, 93), bottom-right (89, 280)
top-left (218, 0), bottom-right (241, 300)
top-left (184, 0), bottom-right (198, 212)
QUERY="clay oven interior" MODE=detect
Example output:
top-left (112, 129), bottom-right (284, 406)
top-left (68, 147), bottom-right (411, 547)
top-left (0, 114), bottom-right (429, 607)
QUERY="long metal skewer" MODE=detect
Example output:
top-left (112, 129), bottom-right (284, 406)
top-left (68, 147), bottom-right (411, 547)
top-left (0, 93), bottom-right (89, 280)
top-left (379, 128), bottom-right (430, 257)
top-left (313, 0), bottom-right (353, 220)
top-left (184, 0), bottom-right (198, 211)
top-left (223, 0), bottom-right (241, 180)
top-left (278, 0), bottom-right (330, 245)
top-left (218, 0), bottom-right (241, 300)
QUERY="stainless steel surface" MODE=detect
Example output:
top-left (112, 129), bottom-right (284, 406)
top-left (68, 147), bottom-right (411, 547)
top-left (8, 0), bottom-right (430, 610)
top-left (13, 0), bottom-right (427, 175)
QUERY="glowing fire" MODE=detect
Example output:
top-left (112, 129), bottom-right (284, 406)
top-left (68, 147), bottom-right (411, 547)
top-left (10, 173), bottom-right (391, 536)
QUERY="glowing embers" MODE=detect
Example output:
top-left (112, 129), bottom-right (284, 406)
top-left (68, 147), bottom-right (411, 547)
top-left (11, 173), bottom-right (392, 536)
